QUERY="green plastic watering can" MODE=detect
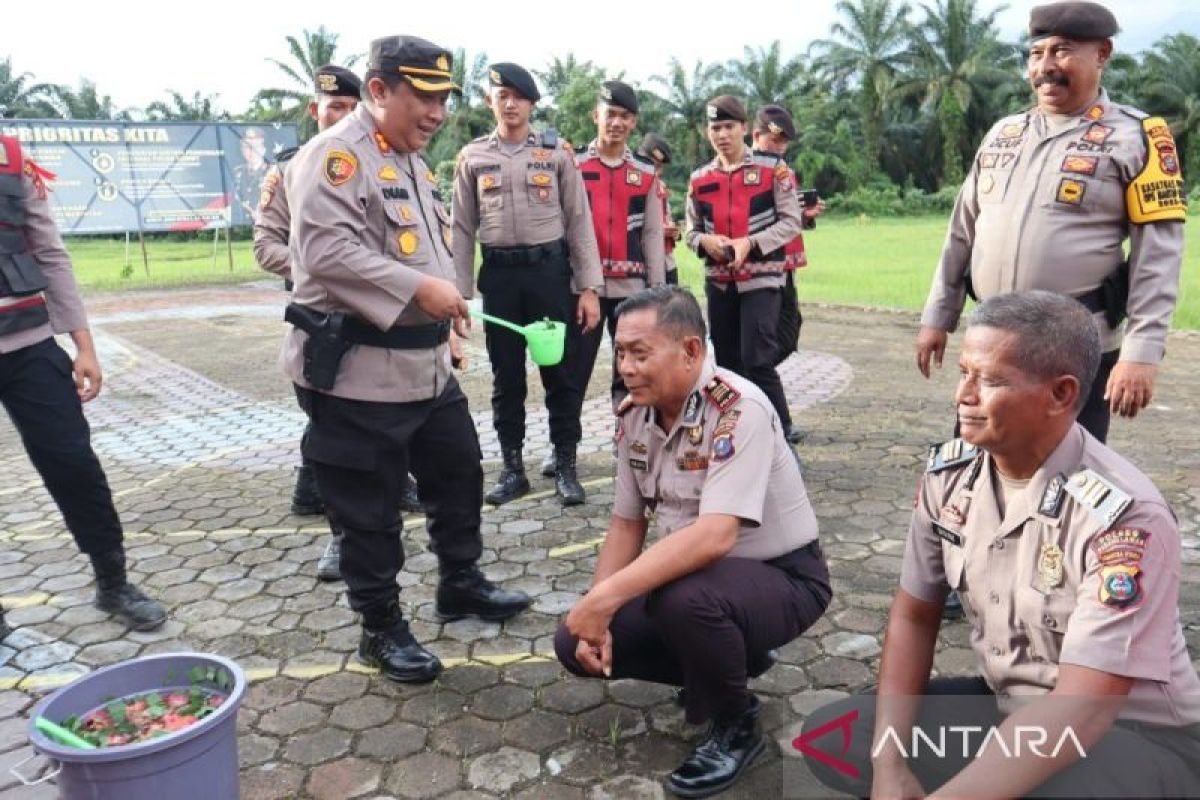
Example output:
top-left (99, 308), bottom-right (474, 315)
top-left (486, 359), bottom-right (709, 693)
top-left (472, 311), bottom-right (566, 367)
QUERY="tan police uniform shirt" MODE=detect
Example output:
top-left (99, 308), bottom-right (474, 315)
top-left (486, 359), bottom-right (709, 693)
top-left (685, 150), bottom-right (804, 294)
top-left (0, 160), bottom-right (88, 355)
top-left (252, 157), bottom-right (293, 279)
top-left (281, 105), bottom-right (456, 403)
top-left (612, 361), bottom-right (819, 560)
top-left (451, 130), bottom-right (603, 298)
top-left (901, 426), bottom-right (1200, 727)
top-left (578, 141), bottom-right (666, 299)
top-left (923, 90), bottom-right (1185, 363)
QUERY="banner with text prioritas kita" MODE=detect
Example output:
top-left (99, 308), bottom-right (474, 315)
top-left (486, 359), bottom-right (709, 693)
top-left (0, 120), bottom-right (298, 235)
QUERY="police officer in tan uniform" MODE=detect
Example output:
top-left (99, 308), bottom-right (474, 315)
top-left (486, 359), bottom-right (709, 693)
top-left (635, 133), bottom-right (680, 286)
top-left (687, 95), bottom-right (806, 445)
top-left (0, 136), bottom-right (166, 637)
top-left (805, 291), bottom-right (1200, 798)
top-left (284, 36), bottom-right (530, 684)
top-left (555, 286), bottom-right (831, 798)
top-left (252, 64), bottom-right (414, 584)
top-left (916, 1), bottom-right (1187, 444)
top-left (452, 62), bottom-right (602, 507)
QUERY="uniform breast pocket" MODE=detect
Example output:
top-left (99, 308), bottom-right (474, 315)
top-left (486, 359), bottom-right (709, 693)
top-left (1042, 154), bottom-right (1120, 216)
top-left (942, 541), bottom-right (967, 590)
top-left (383, 204), bottom-right (423, 261)
top-left (1016, 585), bottom-right (1073, 662)
top-left (527, 171), bottom-right (560, 217)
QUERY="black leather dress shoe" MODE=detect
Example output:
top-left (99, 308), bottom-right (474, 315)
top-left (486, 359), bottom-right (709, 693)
top-left (435, 566), bottom-right (531, 622)
top-left (316, 534), bottom-right (342, 582)
top-left (357, 619), bottom-right (442, 683)
top-left (667, 696), bottom-right (766, 798)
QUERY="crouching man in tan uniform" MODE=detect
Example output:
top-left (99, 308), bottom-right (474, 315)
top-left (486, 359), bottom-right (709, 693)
top-left (555, 286), bottom-right (831, 798)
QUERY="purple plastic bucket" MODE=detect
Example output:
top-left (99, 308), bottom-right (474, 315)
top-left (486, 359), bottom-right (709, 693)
top-left (23, 652), bottom-right (245, 800)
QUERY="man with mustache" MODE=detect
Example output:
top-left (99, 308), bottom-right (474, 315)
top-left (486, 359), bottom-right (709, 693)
top-left (916, 0), bottom-right (1186, 445)
top-left (283, 36), bottom-right (531, 683)
top-left (452, 62), bottom-right (603, 508)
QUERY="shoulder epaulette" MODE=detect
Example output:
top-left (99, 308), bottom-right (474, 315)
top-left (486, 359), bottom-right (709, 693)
top-left (702, 375), bottom-right (741, 413)
top-left (925, 439), bottom-right (979, 473)
top-left (1063, 467), bottom-right (1133, 528)
top-left (0, 136), bottom-right (22, 175)
top-left (751, 151), bottom-right (782, 168)
top-left (1117, 105), bottom-right (1149, 122)
top-left (275, 145), bottom-right (300, 164)
top-left (615, 395), bottom-right (635, 417)
top-left (540, 129), bottom-right (558, 149)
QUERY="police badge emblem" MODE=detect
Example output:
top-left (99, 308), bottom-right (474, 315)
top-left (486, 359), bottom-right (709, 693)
top-left (1038, 543), bottom-right (1064, 589)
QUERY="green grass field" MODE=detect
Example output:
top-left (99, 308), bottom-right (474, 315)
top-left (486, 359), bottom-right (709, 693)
top-left (66, 215), bottom-right (1200, 329)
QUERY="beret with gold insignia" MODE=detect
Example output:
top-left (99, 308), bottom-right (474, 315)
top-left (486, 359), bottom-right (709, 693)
top-left (755, 104), bottom-right (796, 141)
top-left (488, 62), bottom-right (540, 103)
top-left (599, 80), bottom-right (639, 114)
top-left (706, 95), bottom-right (747, 124)
top-left (314, 65), bottom-right (362, 98)
top-left (1029, 1), bottom-right (1119, 42)
top-left (636, 132), bottom-right (672, 165)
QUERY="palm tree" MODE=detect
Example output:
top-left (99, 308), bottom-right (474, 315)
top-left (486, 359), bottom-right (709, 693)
top-left (535, 55), bottom-right (600, 103)
top-left (0, 57), bottom-right (55, 118)
top-left (899, 0), bottom-right (1018, 186)
top-left (254, 26), bottom-right (362, 140)
top-left (651, 57), bottom-right (730, 168)
top-left (40, 80), bottom-right (130, 120)
top-left (145, 91), bottom-right (228, 121)
top-left (1140, 33), bottom-right (1200, 184)
top-left (811, 0), bottom-right (912, 172)
top-left (727, 42), bottom-right (812, 112)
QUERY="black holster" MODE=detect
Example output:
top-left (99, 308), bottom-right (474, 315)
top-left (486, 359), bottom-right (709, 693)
top-left (285, 303), bottom-right (352, 391)
top-left (1100, 261), bottom-right (1131, 329)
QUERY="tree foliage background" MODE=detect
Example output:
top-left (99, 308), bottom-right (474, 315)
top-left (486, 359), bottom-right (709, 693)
top-left (4, 2), bottom-right (1199, 209)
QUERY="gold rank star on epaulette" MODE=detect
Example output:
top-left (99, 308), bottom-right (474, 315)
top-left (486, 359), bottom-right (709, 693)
top-left (925, 438), bottom-right (979, 473)
top-left (1063, 468), bottom-right (1133, 528)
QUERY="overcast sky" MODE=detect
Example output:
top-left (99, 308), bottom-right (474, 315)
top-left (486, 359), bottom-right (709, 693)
top-left (6, 0), bottom-right (1199, 114)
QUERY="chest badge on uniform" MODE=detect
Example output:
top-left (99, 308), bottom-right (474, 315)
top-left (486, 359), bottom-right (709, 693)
top-left (1083, 124), bottom-right (1113, 146)
top-left (980, 153), bottom-right (999, 169)
top-left (1038, 543), bottom-right (1065, 589)
top-left (532, 148), bottom-right (552, 161)
top-left (425, 170), bottom-right (437, 184)
top-left (1085, 104), bottom-right (1105, 122)
top-left (979, 173), bottom-right (995, 194)
top-left (1056, 178), bottom-right (1086, 206)
top-left (743, 168), bottom-right (761, 186)
top-left (711, 434), bottom-right (734, 462)
top-left (940, 504), bottom-right (966, 526)
top-left (397, 230), bottom-right (419, 255)
top-left (1061, 155), bottom-right (1098, 176)
top-left (398, 205), bottom-right (414, 221)
top-left (323, 150), bottom-right (358, 186)
top-left (373, 132), bottom-right (391, 154)
top-left (379, 165), bottom-right (400, 181)
top-left (629, 440), bottom-right (648, 456)
top-left (532, 173), bottom-right (553, 186)
top-left (687, 425), bottom-right (703, 446)
top-left (481, 175), bottom-right (498, 190)
top-left (999, 122), bottom-right (1027, 139)
top-left (626, 169), bottom-right (642, 186)
top-left (677, 451), bottom-right (708, 471)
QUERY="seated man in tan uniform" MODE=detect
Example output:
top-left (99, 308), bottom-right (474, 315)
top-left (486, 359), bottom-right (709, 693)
top-left (803, 290), bottom-right (1200, 798)
top-left (555, 285), bottom-right (831, 798)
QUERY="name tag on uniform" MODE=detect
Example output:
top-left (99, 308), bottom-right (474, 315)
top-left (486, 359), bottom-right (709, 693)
top-left (629, 458), bottom-right (648, 471)
top-left (932, 521), bottom-right (963, 547)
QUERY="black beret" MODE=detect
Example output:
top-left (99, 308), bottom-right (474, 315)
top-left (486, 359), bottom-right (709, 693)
top-left (755, 105), bottom-right (796, 141)
top-left (706, 95), bottom-right (747, 123)
top-left (636, 132), bottom-right (672, 165)
top-left (367, 36), bottom-right (461, 94)
top-left (1029, 1), bottom-right (1119, 42)
top-left (599, 81), bottom-right (638, 114)
top-left (314, 65), bottom-right (362, 98)
top-left (487, 62), bottom-right (540, 103)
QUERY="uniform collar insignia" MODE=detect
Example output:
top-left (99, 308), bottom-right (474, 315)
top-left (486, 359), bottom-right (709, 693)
top-left (682, 391), bottom-right (703, 427)
top-left (1039, 473), bottom-right (1068, 518)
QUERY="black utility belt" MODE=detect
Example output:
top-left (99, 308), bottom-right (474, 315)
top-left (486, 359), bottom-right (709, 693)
top-left (286, 303), bottom-right (449, 349)
top-left (482, 239), bottom-right (567, 267)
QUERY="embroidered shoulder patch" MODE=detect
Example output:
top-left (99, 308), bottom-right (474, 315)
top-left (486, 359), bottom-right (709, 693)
top-left (703, 376), bottom-right (741, 413)
top-left (1064, 468), bottom-right (1132, 528)
top-left (323, 150), bottom-right (358, 186)
top-left (1090, 527), bottom-right (1149, 566)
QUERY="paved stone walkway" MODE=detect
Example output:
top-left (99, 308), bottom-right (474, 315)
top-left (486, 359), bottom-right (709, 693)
top-left (0, 285), bottom-right (1196, 799)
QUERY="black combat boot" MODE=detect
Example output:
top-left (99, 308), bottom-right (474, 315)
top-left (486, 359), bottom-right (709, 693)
top-left (357, 603), bottom-right (442, 683)
top-left (540, 451), bottom-right (557, 478)
top-left (485, 448), bottom-right (530, 505)
top-left (667, 695), bottom-right (766, 798)
top-left (290, 464), bottom-right (323, 515)
top-left (316, 525), bottom-right (343, 582)
top-left (554, 445), bottom-right (585, 506)
top-left (435, 565), bottom-right (531, 622)
top-left (90, 550), bottom-right (168, 631)
top-left (399, 474), bottom-right (423, 514)
top-left (0, 603), bottom-right (11, 642)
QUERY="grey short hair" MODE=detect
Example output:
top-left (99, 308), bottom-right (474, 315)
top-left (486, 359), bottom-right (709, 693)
top-left (966, 290), bottom-right (1101, 410)
top-left (614, 286), bottom-right (707, 342)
